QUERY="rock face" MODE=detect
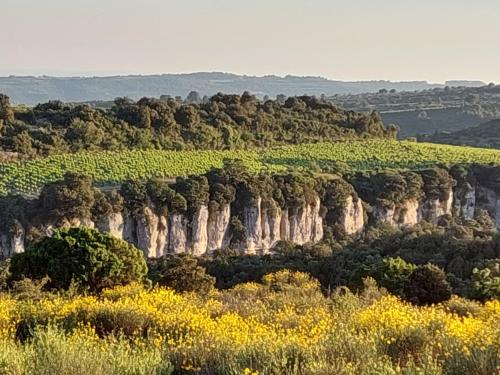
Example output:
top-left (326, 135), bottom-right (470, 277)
top-left (420, 190), bottom-right (453, 222)
top-left (96, 212), bottom-right (124, 239)
top-left (5, 179), bottom-right (500, 259)
top-left (168, 214), bottom-right (188, 254)
top-left (191, 205), bottom-right (209, 256)
top-left (207, 204), bottom-right (231, 252)
top-left (373, 199), bottom-right (420, 228)
top-left (242, 198), bottom-right (263, 254)
top-left (136, 207), bottom-right (161, 258)
top-left (288, 197), bottom-right (323, 245)
top-left (453, 186), bottom-right (476, 221)
top-left (398, 199), bottom-right (420, 226)
top-left (340, 196), bottom-right (365, 234)
top-left (476, 186), bottom-right (500, 226)
top-left (232, 196), bottom-right (324, 253)
top-left (261, 207), bottom-right (283, 250)
top-left (0, 223), bottom-right (24, 257)
top-left (373, 204), bottom-right (396, 226)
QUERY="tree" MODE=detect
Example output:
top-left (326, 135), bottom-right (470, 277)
top-left (64, 119), bottom-right (104, 151)
top-left (371, 257), bottom-right (416, 297)
top-left (13, 131), bottom-right (36, 157)
top-left (404, 264), bottom-right (452, 305)
top-left (0, 93), bottom-right (14, 123)
top-left (9, 227), bottom-right (147, 292)
top-left (39, 173), bottom-right (95, 224)
top-left (185, 91), bottom-right (201, 104)
top-left (470, 261), bottom-right (500, 301)
top-left (148, 254), bottom-right (215, 294)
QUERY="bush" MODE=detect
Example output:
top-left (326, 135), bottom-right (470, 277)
top-left (148, 254), bottom-right (215, 294)
top-left (0, 259), bottom-right (10, 291)
top-left (371, 257), bottom-right (416, 297)
top-left (9, 227), bottom-right (147, 292)
top-left (470, 261), bottom-right (500, 301)
top-left (404, 264), bottom-right (452, 305)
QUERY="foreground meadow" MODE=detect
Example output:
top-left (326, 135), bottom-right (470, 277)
top-left (0, 271), bottom-right (498, 375)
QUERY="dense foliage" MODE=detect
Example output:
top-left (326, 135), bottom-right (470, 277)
top-left (3, 140), bottom-right (500, 196)
top-left (0, 92), bottom-right (394, 158)
top-left (198, 219), bottom-right (500, 301)
top-left (9, 227), bottom-right (147, 292)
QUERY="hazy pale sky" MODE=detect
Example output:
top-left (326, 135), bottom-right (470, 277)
top-left (1, 0), bottom-right (499, 83)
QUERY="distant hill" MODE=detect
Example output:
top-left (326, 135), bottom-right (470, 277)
top-left (0, 73), bottom-right (444, 105)
top-left (422, 119), bottom-right (500, 149)
top-left (329, 84), bottom-right (500, 138)
top-left (445, 80), bottom-right (486, 88)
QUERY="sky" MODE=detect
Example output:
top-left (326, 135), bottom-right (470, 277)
top-left (1, 0), bottom-right (499, 83)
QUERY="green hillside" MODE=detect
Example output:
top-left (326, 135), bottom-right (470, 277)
top-left (423, 119), bottom-right (500, 149)
top-left (2, 140), bottom-right (500, 196)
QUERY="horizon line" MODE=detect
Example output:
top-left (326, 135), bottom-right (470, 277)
top-left (0, 71), bottom-right (494, 86)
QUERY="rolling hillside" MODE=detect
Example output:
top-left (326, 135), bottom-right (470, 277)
top-left (423, 119), bottom-right (500, 149)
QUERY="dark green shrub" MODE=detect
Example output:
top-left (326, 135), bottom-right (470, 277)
top-left (148, 254), bottom-right (215, 294)
top-left (404, 264), bottom-right (452, 305)
top-left (9, 227), bottom-right (147, 292)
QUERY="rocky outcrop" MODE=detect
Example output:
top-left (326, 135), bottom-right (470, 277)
top-left (191, 205), bottom-right (209, 256)
top-left (420, 190), bottom-right (453, 222)
top-left (5, 176), bottom-right (500, 259)
top-left (207, 204), bottom-right (231, 252)
top-left (289, 197), bottom-right (323, 245)
top-left (0, 222), bottom-right (24, 257)
top-left (476, 186), bottom-right (500, 226)
top-left (136, 207), bottom-right (161, 258)
top-left (373, 204), bottom-right (396, 226)
top-left (340, 196), bottom-right (365, 234)
top-left (96, 212), bottom-right (124, 239)
top-left (373, 198), bottom-right (420, 227)
top-left (261, 207), bottom-right (282, 250)
top-left (237, 197), bottom-right (323, 253)
top-left (242, 198), bottom-right (263, 254)
top-left (453, 186), bottom-right (476, 221)
top-left (168, 214), bottom-right (188, 254)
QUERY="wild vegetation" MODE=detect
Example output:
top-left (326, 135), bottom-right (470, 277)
top-left (0, 92), bottom-right (394, 159)
top-left (0, 269), bottom-right (498, 375)
top-left (2, 87), bottom-right (500, 375)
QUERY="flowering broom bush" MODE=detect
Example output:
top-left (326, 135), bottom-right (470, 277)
top-left (0, 270), bottom-right (498, 375)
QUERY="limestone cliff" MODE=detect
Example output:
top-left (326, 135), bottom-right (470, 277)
top-left (3, 169), bottom-right (500, 258)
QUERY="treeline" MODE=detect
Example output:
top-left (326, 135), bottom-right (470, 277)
top-left (0, 92), bottom-right (396, 159)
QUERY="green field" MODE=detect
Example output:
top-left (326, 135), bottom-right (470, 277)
top-left (2, 140), bottom-right (500, 196)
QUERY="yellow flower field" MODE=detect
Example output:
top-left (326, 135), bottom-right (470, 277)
top-left (0, 271), bottom-right (499, 375)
